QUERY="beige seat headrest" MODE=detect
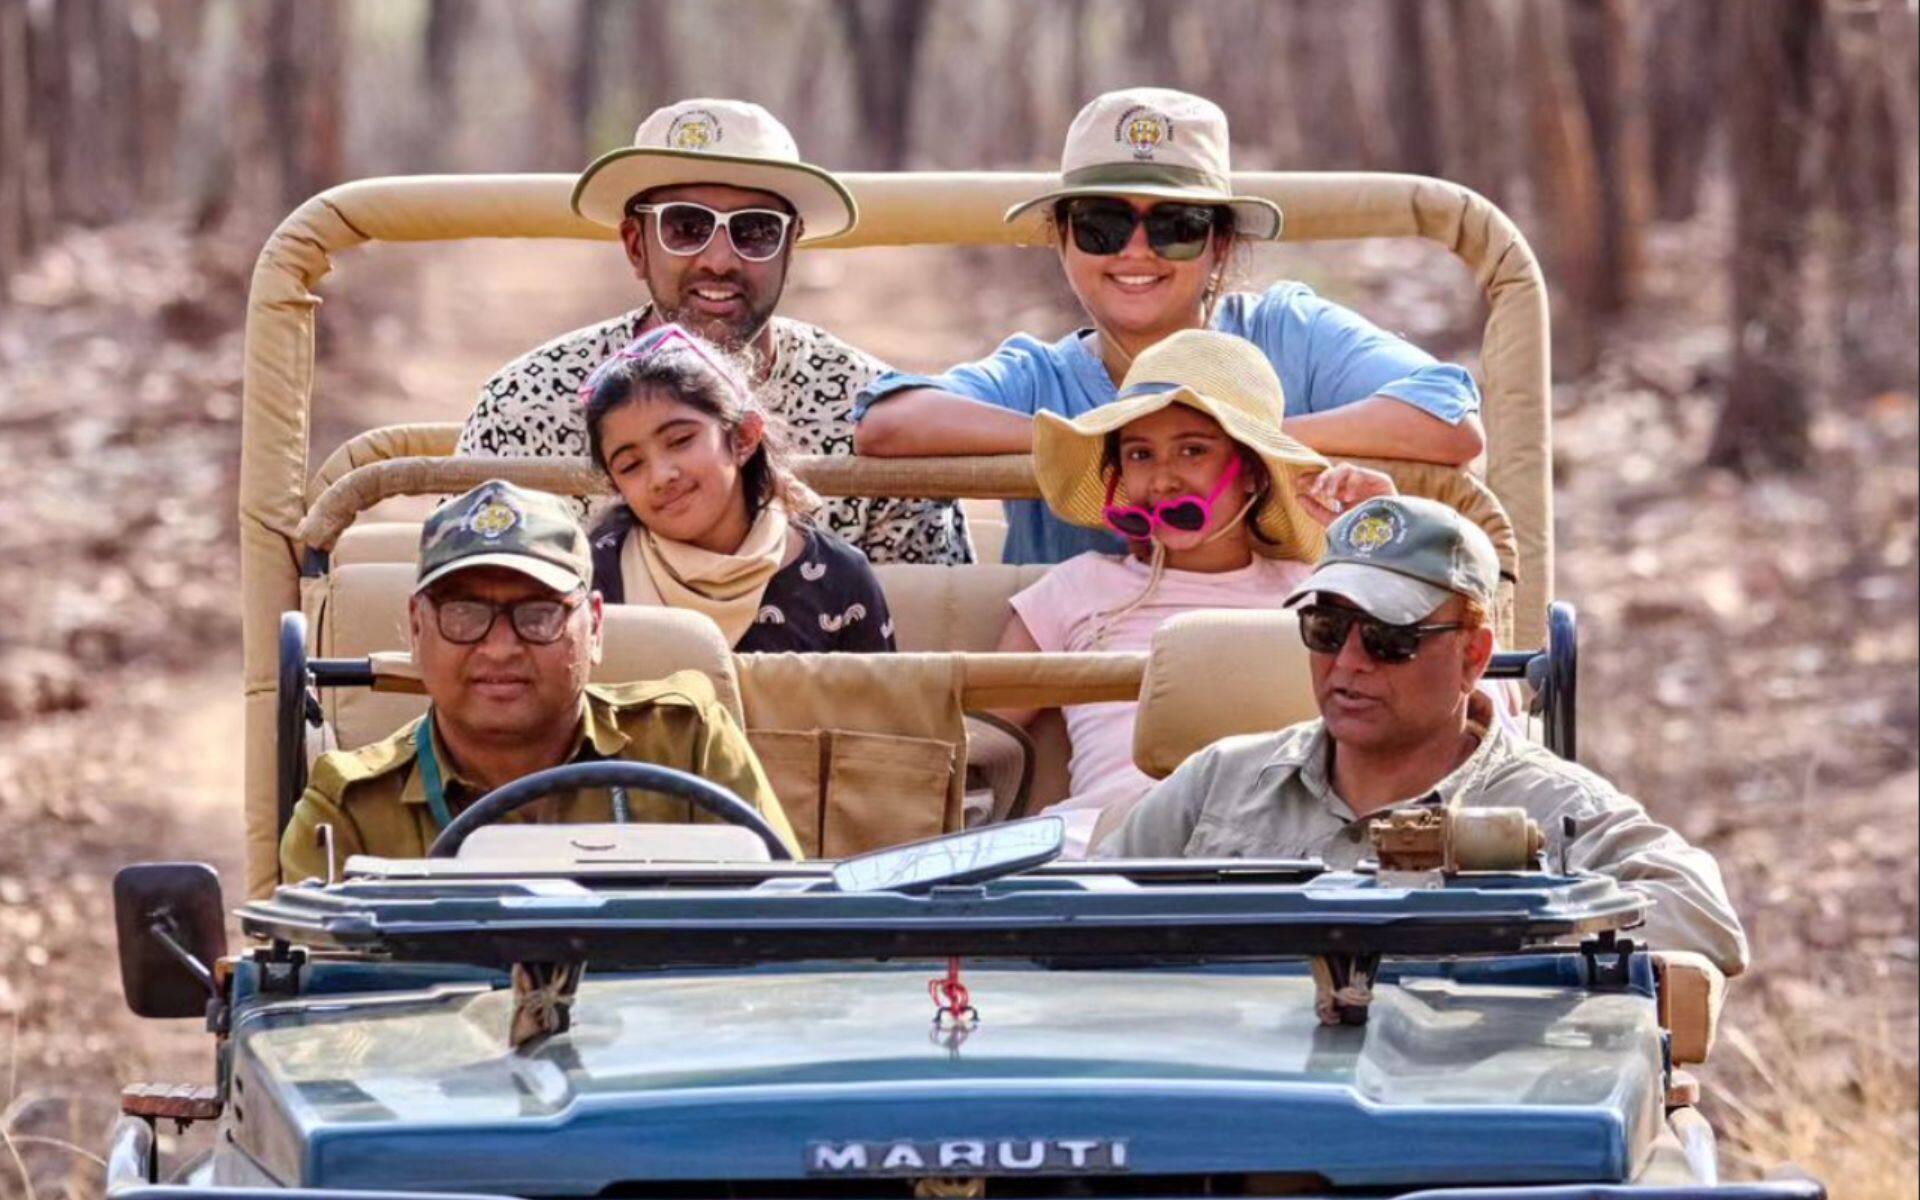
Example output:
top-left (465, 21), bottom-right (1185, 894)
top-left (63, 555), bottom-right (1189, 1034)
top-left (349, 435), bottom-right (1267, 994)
top-left (1132, 609), bottom-right (1318, 779)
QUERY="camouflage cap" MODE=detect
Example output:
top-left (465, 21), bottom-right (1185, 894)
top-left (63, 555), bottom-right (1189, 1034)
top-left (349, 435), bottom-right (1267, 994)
top-left (1284, 495), bottom-right (1499, 625)
top-left (415, 480), bottom-right (591, 595)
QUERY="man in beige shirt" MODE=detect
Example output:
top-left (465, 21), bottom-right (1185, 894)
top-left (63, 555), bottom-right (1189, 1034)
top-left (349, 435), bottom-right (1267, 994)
top-left (1099, 496), bottom-right (1748, 976)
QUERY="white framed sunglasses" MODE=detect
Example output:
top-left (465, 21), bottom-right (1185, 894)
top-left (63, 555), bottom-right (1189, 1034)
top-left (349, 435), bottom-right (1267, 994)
top-left (625, 200), bottom-right (796, 262)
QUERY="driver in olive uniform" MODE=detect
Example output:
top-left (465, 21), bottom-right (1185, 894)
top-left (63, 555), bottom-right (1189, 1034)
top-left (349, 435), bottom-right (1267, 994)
top-left (279, 480), bottom-right (797, 883)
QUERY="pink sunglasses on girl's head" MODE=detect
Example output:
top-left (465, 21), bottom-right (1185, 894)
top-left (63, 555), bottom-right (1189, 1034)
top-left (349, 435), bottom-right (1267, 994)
top-left (1102, 454), bottom-right (1242, 540)
top-left (577, 324), bottom-right (745, 401)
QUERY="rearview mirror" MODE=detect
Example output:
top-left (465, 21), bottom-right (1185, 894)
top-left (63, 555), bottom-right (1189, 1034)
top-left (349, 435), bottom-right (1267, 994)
top-left (832, 817), bottom-right (1066, 895)
top-left (114, 863), bottom-right (228, 1019)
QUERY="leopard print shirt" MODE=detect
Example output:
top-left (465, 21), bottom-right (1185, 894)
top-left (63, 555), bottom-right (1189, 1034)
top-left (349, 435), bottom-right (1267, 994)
top-left (456, 308), bottom-right (972, 565)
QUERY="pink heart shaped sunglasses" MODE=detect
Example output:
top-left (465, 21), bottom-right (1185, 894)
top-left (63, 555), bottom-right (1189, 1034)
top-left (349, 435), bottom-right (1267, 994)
top-left (1102, 454), bottom-right (1242, 540)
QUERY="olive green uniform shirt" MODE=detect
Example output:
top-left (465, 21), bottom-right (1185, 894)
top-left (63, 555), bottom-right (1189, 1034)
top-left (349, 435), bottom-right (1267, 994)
top-left (1099, 694), bottom-right (1749, 976)
top-left (280, 672), bottom-right (796, 883)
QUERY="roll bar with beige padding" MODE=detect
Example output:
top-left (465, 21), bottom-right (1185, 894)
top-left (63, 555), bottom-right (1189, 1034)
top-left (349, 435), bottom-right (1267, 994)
top-left (243, 171), bottom-right (1552, 896)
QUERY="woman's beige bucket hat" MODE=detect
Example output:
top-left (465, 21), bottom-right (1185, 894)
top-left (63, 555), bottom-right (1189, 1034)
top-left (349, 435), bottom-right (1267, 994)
top-left (1033, 330), bottom-right (1329, 562)
top-left (1005, 88), bottom-right (1284, 241)
top-left (573, 98), bottom-right (857, 242)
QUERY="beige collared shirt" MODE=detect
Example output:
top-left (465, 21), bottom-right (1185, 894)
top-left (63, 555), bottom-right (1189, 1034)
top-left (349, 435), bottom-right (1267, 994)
top-left (1098, 694), bottom-right (1749, 975)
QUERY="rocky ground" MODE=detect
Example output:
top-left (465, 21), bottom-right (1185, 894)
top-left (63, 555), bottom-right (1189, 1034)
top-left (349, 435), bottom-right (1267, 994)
top-left (0, 213), bottom-right (1913, 1198)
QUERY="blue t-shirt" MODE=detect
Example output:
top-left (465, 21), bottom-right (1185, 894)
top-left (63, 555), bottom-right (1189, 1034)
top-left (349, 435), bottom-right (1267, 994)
top-left (855, 282), bottom-right (1481, 565)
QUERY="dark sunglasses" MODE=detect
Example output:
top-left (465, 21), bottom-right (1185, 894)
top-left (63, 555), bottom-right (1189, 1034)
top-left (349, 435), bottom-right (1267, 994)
top-left (1065, 197), bottom-right (1222, 262)
top-left (627, 201), bottom-right (794, 262)
top-left (431, 592), bottom-right (585, 645)
top-left (1297, 603), bottom-right (1464, 665)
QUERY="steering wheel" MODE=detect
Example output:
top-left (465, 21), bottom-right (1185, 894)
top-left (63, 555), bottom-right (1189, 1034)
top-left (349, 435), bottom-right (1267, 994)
top-left (425, 760), bottom-right (795, 861)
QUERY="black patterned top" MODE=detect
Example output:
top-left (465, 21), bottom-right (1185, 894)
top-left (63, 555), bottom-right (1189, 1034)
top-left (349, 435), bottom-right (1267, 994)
top-left (457, 308), bottom-right (972, 566)
top-left (589, 513), bottom-right (897, 654)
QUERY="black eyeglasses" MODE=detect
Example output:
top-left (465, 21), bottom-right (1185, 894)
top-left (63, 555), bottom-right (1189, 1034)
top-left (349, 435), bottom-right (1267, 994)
top-left (430, 592), bottom-right (585, 645)
top-left (1064, 197), bottom-right (1222, 262)
top-left (627, 201), bottom-right (795, 262)
top-left (1297, 604), bottom-right (1464, 665)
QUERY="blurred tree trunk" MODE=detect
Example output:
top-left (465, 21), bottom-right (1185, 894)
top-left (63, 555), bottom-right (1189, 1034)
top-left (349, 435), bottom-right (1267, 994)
top-left (1566, 0), bottom-right (1649, 315)
top-left (261, 0), bottom-right (344, 210)
top-left (835, 0), bottom-right (931, 169)
top-left (510, 7), bottom-right (572, 170)
top-left (1822, 0), bottom-right (1919, 397)
top-left (1063, 0), bottom-right (1091, 116)
top-left (1287, 0), bottom-right (1378, 168)
top-left (1384, 1), bottom-right (1445, 177)
top-left (1131, 0), bottom-right (1183, 84)
top-left (419, 0), bottom-right (471, 170)
top-left (1519, 0), bottom-right (1604, 375)
top-left (1707, 0), bottom-right (1820, 475)
top-left (1200, 1), bottom-right (1294, 165)
top-left (0, 0), bottom-right (32, 285)
top-left (1644, 0), bottom-right (1719, 221)
top-left (1443, 0), bottom-right (1511, 205)
top-left (624, 0), bottom-right (677, 122)
top-left (567, 0), bottom-right (613, 166)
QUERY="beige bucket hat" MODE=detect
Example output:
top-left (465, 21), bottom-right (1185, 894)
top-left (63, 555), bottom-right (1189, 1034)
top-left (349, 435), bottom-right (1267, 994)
top-left (573, 98), bottom-right (857, 241)
top-left (1005, 88), bottom-right (1283, 241)
top-left (1033, 330), bottom-right (1329, 561)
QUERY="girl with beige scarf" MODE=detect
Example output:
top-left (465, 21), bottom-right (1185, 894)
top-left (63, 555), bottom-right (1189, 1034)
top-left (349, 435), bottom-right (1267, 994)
top-left (580, 325), bottom-right (895, 654)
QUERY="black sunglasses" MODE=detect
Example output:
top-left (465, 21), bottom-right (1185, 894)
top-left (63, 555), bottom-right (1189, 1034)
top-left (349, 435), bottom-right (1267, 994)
top-left (1064, 197), bottom-right (1222, 262)
top-left (1297, 603), bottom-right (1464, 665)
top-left (430, 592), bottom-right (585, 645)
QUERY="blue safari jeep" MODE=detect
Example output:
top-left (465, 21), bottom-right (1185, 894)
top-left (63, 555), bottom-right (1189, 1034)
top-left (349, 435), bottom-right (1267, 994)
top-left (108, 765), bottom-right (1818, 1199)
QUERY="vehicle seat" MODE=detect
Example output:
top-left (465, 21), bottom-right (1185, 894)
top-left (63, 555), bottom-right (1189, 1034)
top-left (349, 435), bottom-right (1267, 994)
top-left (1083, 609), bottom-right (1319, 849)
top-left (1132, 609), bottom-right (1319, 779)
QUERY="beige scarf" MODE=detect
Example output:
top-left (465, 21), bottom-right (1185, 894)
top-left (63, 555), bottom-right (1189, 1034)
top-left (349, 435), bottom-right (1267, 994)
top-left (619, 504), bottom-right (790, 646)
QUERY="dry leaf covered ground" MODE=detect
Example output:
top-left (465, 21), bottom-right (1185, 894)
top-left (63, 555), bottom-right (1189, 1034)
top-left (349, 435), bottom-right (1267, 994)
top-left (0, 214), bottom-right (1913, 1198)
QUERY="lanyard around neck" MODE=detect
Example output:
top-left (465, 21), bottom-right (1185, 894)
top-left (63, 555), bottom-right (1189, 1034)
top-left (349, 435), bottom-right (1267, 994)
top-left (416, 716), bottom-right (456, 831)
top-left (416, 713), bottom-right (624, 830)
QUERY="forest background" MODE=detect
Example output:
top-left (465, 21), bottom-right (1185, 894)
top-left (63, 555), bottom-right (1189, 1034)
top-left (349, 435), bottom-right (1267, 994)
top-left (0, 2), bottom-right (1916, 1197)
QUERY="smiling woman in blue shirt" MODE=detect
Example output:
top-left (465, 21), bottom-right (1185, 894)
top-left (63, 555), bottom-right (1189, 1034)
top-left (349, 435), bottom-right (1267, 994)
top-left (853, 88), bottom-right (1485, 566)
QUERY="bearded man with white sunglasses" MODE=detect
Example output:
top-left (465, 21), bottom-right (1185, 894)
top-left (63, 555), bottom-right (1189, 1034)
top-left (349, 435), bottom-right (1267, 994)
top-left (458, 99), bottom-right (971, 566)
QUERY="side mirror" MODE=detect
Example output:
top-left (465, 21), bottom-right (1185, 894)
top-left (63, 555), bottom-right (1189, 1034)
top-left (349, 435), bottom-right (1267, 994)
top-left (114, 863), bottom-right (228, 1019)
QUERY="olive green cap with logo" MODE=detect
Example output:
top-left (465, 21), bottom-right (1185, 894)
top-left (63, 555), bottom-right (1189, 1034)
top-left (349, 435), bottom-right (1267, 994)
top-left (414, 480), bottom-right (592, 596)
top-left (1284, 496), bottom-right (1499, 625)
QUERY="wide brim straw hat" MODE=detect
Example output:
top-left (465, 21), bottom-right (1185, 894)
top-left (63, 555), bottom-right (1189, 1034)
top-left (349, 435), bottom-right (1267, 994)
top-left (1005, 88), bottom-right (1283, 242)
top-left (573, 98), bottom-right (857, 242)
top-left (1034, 330), bottom-right (1329, 561)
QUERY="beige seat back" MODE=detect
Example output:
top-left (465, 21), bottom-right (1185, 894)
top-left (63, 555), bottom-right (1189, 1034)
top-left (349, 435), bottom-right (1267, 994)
top-left (1133, 609), bottom-right (1319, 779)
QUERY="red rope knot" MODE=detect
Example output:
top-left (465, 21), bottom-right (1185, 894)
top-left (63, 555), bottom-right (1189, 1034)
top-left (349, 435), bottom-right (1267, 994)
top-left (928, 955), bottom-right (978, 1028)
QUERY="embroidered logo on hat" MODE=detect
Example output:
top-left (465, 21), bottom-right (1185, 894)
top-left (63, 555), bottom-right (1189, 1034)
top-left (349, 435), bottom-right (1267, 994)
top-left (1115, 105), bottom-right (1173, 159)
top-left (666, 110), bottom-right (722, 150)
top-left (1343, 503), bottom-right (1405, 555)
top-left (467, 497), bottom-right (522, 540)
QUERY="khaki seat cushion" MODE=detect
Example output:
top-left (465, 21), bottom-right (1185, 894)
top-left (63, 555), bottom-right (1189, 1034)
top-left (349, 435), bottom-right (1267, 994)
top-left (1133, 609), bottom-right (1319, 780)
top-left (872, 563), bottom-right (1050, 651)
